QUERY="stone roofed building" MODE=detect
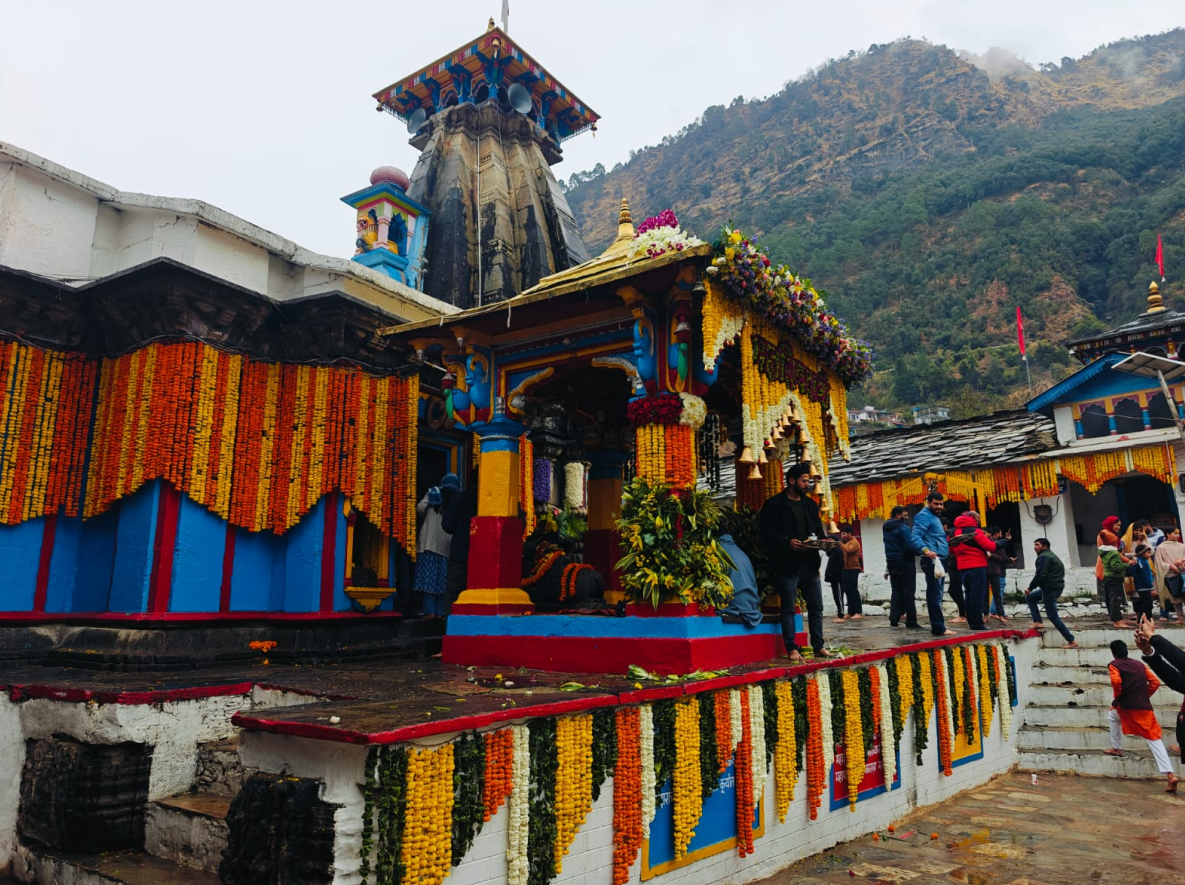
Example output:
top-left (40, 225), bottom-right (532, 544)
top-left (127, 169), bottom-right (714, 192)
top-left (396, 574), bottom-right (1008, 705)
top-left (830, 282), bottom-right (1185, 607)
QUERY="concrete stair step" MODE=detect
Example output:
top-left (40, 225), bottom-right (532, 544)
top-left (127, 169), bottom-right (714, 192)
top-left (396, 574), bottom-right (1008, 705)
top-left (1027, 683), bottom-right (1115, 707)
top-left (1024, 703), bottom-right (1178, 730)
top-left (13, 844), bottom-right (218, 885)
top-left (1030, 663), bottom-right (1111, 685)
top-left (1018, 724), bottom-right (1183, 752)
top-left (143, 793), bottom-right (230, 874)
top-left (1036, 646), bottom-right (1132, 667)
top-left (1019, 747), bottom-right (1177, 780)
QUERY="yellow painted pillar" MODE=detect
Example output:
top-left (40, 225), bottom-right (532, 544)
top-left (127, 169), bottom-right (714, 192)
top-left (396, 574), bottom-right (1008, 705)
top-left (585, 452), bottom-right (628, 604)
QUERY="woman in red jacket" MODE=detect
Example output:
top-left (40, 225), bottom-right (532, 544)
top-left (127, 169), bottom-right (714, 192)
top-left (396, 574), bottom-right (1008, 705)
top-left (951, 511), bottom-right (998, 631)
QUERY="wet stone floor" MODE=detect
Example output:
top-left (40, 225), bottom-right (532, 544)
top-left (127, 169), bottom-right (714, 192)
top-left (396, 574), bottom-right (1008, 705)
top-left (762, 771), bottom-right (1185, 885)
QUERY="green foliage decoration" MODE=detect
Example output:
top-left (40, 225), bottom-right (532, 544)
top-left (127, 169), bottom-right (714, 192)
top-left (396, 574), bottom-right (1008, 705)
top-left (616, 477), bottom-right (734, 608)
top-left (527, 719), bottom-right (558, 885)
top-left (451, 732), bottom-right (486, 866)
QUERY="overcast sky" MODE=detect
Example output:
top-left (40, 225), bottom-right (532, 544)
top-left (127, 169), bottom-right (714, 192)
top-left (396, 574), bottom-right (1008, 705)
top-left (1, 1), bottom-right (1180, 257)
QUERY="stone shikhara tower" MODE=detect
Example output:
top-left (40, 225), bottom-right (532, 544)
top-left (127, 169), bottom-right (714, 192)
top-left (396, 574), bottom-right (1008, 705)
top-left (373, 19), bottom-right (595, 308)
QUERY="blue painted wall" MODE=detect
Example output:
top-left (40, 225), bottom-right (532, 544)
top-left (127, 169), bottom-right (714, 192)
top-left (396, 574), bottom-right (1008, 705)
top-left (169, 497), bottom-right (227, 613)
top-left (282, 496), bottom-right (325, 612)
top-left (230, 527), bottom-right (279, 611)
top-left (107, 481), bottom-right (161, 613)
top-left (0, 518), bottom-right (45, 611)
top-left (333, 499), bottom-right (350, 611)
top-left (72, 510), bottom-right (118, 612)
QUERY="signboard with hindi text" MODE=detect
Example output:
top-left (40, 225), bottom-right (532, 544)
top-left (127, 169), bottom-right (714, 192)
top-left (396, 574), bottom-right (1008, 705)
top-left (829, 728), bottom-right (900, 811)
top-left (641, 759), bottom-right (763, 879)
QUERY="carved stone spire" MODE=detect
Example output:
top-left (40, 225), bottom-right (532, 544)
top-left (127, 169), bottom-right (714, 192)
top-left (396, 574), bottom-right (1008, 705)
top-left (1147, 280), bottom-right (1165, 314)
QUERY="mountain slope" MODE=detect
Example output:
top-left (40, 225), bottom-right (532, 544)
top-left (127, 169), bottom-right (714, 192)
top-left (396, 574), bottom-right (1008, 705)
top-left (564, 31), bottom-right (1185, 411)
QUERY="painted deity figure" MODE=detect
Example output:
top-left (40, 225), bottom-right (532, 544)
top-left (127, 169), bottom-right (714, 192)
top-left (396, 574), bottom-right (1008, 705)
top-left (632, 318), bottom-right (657, 395)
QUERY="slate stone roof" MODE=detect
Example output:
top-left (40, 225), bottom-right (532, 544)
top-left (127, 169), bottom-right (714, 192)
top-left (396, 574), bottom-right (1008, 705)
top-left (828, 409), bottom-right (1058, 486)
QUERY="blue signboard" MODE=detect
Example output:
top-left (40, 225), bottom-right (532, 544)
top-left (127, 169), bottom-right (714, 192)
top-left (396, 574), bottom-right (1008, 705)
top-left (828, 729), bottom-right (901, 811)
top-left (641, 759), bottom-right (763, 879)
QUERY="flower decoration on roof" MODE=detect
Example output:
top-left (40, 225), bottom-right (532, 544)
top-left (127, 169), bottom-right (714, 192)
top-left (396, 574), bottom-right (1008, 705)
top-left (705, 226), bottom-right (873, 386)
top-left (629, 210), bottom-right (704, 261)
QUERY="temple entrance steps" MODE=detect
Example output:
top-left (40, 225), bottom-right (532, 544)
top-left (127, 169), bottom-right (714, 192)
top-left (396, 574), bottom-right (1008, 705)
top-left (1018, 628), bottom-right (1182, 780)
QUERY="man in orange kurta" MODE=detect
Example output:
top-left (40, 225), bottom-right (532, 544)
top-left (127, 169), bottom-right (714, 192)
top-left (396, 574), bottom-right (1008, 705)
top-left (1105, 639), bottom-right (1178, 792)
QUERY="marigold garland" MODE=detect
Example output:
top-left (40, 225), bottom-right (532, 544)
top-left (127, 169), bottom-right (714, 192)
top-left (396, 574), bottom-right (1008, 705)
top-left (933, 650), bottom-right (953, 776)
top-left (672, 699), bottom-right (703, 859)
top-left (401, 742), bottom-right (454, 885)
top-left (773, 681), bottom-right (798, 823)
top-left (804, 676), bottom-right (825, 821)
top-left (840, 669), bottom-right (865, 810)
top-left (963, 646), bottom-right (979, 744)
top-left (553, 714), bottom-right (594, 871)
top-left (817, 671), bottom-right (835, 793)
top-left (915, 651), bottom-right (934, 765)
top-left (734, 690), bottom-right (756, 857)
top-left (520, 435), bottom-right (537, 541)
top-left (612, 708), bottom-right (643, 885)
top-left (714, 691), bottom-right (733, 774)
top-left (748, 684), bottom-right (767, 804)
top-left (995, 644), bottom-right (1014, 736)
top-left (482, 729), bottom-right (514, 822)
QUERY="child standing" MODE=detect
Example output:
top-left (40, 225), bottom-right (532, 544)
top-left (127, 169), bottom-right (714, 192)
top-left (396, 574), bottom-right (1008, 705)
top-left (1105, 639), bottom-right (1179, 793)
top-left (1128, 544), bottom-right (1156, 623)
top-left (1099, 542), bottom-right (1135, 628)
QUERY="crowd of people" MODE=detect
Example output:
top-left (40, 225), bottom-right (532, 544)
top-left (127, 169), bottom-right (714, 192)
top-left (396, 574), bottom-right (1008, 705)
top-left (754, 471), bottom-right (1185, 660)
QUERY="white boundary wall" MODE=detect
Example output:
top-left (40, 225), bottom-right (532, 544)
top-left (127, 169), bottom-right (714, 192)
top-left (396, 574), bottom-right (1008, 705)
top-left (242, 636), bottom-right (1039, 885)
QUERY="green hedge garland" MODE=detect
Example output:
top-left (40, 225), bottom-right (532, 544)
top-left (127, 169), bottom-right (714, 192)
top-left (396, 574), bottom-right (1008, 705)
top-left (451, 732), bottom-right (486, 865)
top-left (590, 708), bottom-right (618, 803)
top-left (527, 719), bottom-right (558, 885)
top-left (698, 692), bottom-right (721, 799)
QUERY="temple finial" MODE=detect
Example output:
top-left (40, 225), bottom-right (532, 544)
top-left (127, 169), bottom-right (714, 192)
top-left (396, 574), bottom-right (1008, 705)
top-left (487, 17), bottom-right (496, 30)
top-left (615, 198), bottom-right (634, 241)
top-left (1147, 280), bottom-right (1165, 314)
top-left (619, 198), bottom-right (631, 227)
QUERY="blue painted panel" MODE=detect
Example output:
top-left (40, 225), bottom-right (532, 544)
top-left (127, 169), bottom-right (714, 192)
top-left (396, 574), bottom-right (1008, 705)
top-left (169, 497), bottom-right (226, 613)
top-left (108, 481), bottom-right (161, 613)
top-left (44, 516), bottom-right (81, 612)
top-left (446, 613), bottom-right (786, 639)
top-left (283, 497), bottom-right (325, 612)
top-left (333, 498), bottom-right (350, 611)
top-left (0, 518), bottom-right (45, 611)
top-left (73, 509), bottom-right (118, 612)
top-left (230, 528), bottom-right (279, 612)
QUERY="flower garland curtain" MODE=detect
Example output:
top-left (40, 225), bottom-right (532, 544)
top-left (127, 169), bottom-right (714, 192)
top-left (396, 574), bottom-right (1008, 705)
top-left (833, 444), bottom-right (1177, 524)
top-left (0, 339), bottom-right (419, 550)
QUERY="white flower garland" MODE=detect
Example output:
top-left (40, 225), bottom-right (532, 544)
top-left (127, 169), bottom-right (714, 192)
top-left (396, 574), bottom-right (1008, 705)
top-left (998, 647), bottom-right (1013, 737)
top-left (678, 393), bottom-right (707, 429)
top-left (640, 704), bottom-right (657, 838)
top-left (628, 226), bottom-right (705, 262)
top-left (728, 689), bottom-right (743, 758)
top-left (563, 461), bottom-right (587, 511)
top-left (506, 724), bottom-right (531, 885)
top-left (816, 674), bottom-right (834, 789)
top-left (748, 684), bottom-right (767, 803)
top-left (876, 663), bottom-right (896, 790)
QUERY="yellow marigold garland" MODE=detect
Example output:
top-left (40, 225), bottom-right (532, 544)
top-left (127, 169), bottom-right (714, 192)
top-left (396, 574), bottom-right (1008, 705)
top-left (894, 654), bottom-right (914, 735)
top-left (401, 742), bottom-right (455, 885)
top-left (672, 698), bottom-right (703, 859)
top-left (553, 714), bottom-right (594, 871)
top-left (840, 669), bottom-right (864, 810)
top-left (917, 651), bottom-right (935, 735)
top-left (773, 681), bottom-right (798, 823)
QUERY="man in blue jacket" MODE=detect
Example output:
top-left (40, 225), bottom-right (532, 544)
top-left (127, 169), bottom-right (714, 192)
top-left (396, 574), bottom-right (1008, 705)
top-left (911, 492), bottom-right (955, 636)
top-left (884, 505), bottom-right (922, 629)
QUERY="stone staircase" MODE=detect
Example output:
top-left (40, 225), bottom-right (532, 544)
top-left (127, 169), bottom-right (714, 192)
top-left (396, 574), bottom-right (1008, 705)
top-left (1018, 628), bottom-right (1183, 780)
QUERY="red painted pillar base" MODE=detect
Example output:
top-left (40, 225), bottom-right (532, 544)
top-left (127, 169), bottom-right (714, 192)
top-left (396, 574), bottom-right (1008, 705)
top-left (453, 515), bottom-right (533, 614)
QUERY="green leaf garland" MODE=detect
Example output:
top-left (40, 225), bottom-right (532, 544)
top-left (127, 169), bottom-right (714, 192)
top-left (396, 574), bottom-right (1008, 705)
top-left (761, 679), bottom-right (779, 773)
top-left (590, 708), bottom-right (618, 803)
top-left (698, 692), bottom-right (721, 799)
top-left (451, 732), bottom-right (486, 866)
top-left (527, 719), bottom-right (558, 885)
top-left (651, 698), bottom-right (678, 796)
top-left (911, 652), bottom-right (929, 765)
top-left (791, 676), bottom-right (809, 774)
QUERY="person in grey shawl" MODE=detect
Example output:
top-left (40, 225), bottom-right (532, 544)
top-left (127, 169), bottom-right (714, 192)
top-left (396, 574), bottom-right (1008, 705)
top-left (718, 533), bottom-right (763, 627)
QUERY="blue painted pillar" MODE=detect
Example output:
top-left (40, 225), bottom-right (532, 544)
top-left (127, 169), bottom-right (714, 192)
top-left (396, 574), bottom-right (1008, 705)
top-left (108, 481), bottom-right (163, 612)
top-left (168, 498), bottom-right (227, 613)
top-left (1074, 419), bottom-right (1084, 439)
top-left (1143, 408), bottom-right (1152, 430)
top-left (1108, 414), bottom-right (1118, 435)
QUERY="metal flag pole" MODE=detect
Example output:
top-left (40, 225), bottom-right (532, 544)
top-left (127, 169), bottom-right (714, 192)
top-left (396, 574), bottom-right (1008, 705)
top-left (1024, 352), bottom-right (1033, 396)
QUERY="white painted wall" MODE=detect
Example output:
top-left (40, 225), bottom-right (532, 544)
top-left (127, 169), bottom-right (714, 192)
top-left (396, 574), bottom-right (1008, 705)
top-left (0, 143), bottom-right (457, 322)
top-left (1052, 407), bottom-right (1077, 445)
top-left (1018, 493), bottom-right (1079, 568)
top-left (0, 695), bottom-right (26, 872)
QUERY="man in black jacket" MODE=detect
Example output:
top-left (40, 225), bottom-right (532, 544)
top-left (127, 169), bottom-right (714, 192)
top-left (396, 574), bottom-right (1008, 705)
top-left (1135, 616), bottom-right (1185, 771)
top-left (759, 462), bottom-right (837, 662)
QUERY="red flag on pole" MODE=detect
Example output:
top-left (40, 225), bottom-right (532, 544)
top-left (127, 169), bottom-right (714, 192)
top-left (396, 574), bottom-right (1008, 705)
top-left (1156, 233), bottom-right (1165, 282)
top-left (1016, 306), bottom-right (1026, 359)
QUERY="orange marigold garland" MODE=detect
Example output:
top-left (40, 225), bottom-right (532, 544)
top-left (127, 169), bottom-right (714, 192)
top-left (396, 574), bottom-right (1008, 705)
top-left (714, 691), bottom-right (733, 773)
top-left (805, 676), bottom-right (825, 821)
top-left (482, 729), bottom-right (514, 821)
top-left (933, 649), bottom-right (953, 776)
top-left (612, 708), bottom-right (643, 885)
top-left (735, 689), bottom-right (756, 857)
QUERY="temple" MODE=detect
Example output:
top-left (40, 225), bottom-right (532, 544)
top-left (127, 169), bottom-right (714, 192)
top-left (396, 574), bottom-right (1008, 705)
top-left (0, 24), bottom-right (1044, 885)
top-left (373, 19), bottom-right (594, 307)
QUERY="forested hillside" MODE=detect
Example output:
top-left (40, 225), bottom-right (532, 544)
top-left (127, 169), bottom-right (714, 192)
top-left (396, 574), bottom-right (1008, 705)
top-left (563, 32), bottom-right (1185, 412)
